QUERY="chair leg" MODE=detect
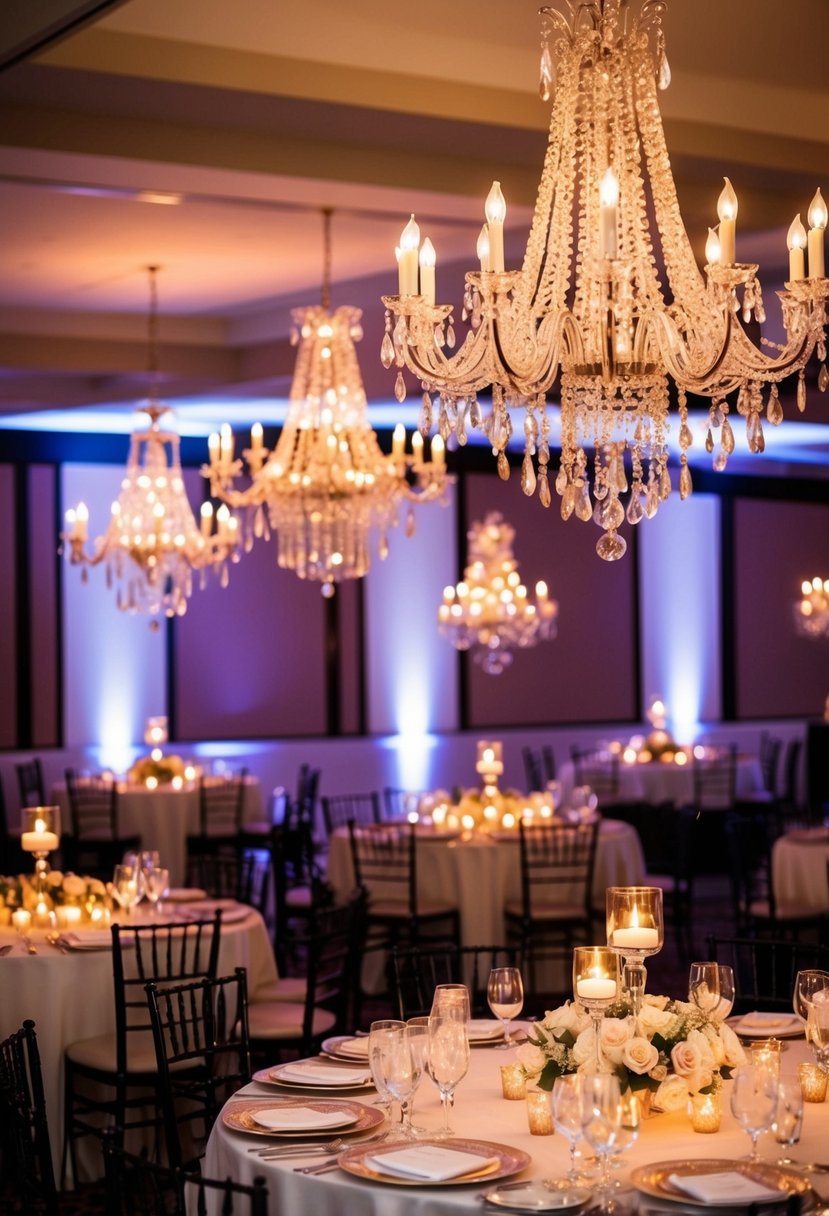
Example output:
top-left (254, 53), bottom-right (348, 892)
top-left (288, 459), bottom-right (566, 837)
top-left (61, 1060), bottom-right (80, 1189)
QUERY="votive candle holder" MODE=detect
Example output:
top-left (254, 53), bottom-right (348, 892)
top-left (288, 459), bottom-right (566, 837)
top-left (688, 1090), bottom-right (721, 1133)
top-left (500, 1064), bottom-right (526, 1100)
top-left (526, 1088), bottom-right (554, 1134)
top-left (798, 1063), bottom-right (828, 1103)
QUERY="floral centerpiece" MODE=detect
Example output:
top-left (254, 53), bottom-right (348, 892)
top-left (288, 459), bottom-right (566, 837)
top-left (46, 871), bottom-right (108, 908)
top-left (517, 994), bottom-right (746, 1111)
top-left (128, 753), bottom-right (185, 785)
top-left (421, 787), bottom-right (555, 833)
top-left (0, 875), bottom-right (24, 923)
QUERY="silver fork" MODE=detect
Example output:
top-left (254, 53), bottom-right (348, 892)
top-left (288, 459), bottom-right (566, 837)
top-left (250, 1137), bottom-right (346, 1158)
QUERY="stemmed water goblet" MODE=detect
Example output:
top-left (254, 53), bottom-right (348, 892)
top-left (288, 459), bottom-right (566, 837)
top-left (580, 1073), bottom-right (622, 1198)
top-left (111, 863), bottom-right (141, 918)
top-left (143, 866), bottom-right (170, 917)
top-left (405, 1017), bottom-right (431, 1137)
top-left (730, 1064), bottom-right (777, 1160)
top-left (426, 1009), bottom-right (470, 1138)
top-left (550, 1073), bottom-right (587, 1186)
top-left (487, 967), bottom-right (524, 1047)
top-left (608, 1087), bottom-right (640, 1185)
top-left (431, 983), bottom-right (470, 1022)
top-left (688, 962), bottom-right (735, 1022)
top-left (793, 970), bottom-right (829, 1069)
top-left (370, 1024), bottom-right (422, 1140)
top-left (368, 1019), bottom-right (405, 1122)
top-left (773, 1078), bottom-right (804, 1165)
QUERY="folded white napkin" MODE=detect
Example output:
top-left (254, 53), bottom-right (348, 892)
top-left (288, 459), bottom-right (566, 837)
top-left (60, 929), bottom-right (114, 948)
top-left (367, 1145), bottom-right (499, 1181)
top-left (331, 1037), bottom-right (369, 1058)
top-left (737, 1012), bottom-right (800, 1032)
top-left (667, 1173), bottom-right (785, 1203)
top-left (251, 1106), bottom-right (355, 1131)
top-left (275, 1064), bottom-right (369, 1086)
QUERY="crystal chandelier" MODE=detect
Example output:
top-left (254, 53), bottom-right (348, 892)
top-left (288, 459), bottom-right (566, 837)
top-left (204, 210), bottom-right (450, 596)
top-left (438, 511), bottom-right (558, 674)
top-left (795, 577), bottom-right (829, 638)
top-left (61, 267), bottom-right (239, 621)
top-left (381, 0), bottom-right (828, 561)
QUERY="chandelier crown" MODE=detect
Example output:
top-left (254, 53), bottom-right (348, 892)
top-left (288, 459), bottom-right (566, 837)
top-left (382, 0), bottom-right (828, 561)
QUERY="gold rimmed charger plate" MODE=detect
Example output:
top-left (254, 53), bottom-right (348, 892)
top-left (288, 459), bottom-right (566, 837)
top-left (631, 1159), bottom-right (811, 1207)
top-left (337, 1138), bottom-right (531, 1187)
top-left (252, 1065), bottom-right (374, 1092)
top-left (222, 1097), bottom-right (384, 1138)
top-left (321, 1035), bottom-right (371, 1062)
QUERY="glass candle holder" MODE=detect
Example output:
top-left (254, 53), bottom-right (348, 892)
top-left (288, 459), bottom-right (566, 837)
top-left (606, 886), bottom-right (664, 1015)
top-left (798, 1062), bottom-right (828, 1103)
top-left (573, 945), bottom-right (620, 1068)
top-left (500, 1064), bottom-right (526, 1100)
top-left (689, 1090), bottom-right (721, 1133)
top-left (526, 1088), bottom-right (553, 1135)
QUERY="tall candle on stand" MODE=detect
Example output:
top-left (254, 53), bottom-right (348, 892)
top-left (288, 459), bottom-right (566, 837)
top-left (21, 814), bottom-right (59, 854)
top-left (485, 182), bottom-right (506, 273)
top-left (788, 215), bottom-right (807, 281)
top-left (398, 215), bottom-right (420, 295)
top-left (419, 238), bottom-right (436, 305)
top-left (717, 178), bottom-right (738, 264)
top-left (808, 189), bottom-right (827, 278)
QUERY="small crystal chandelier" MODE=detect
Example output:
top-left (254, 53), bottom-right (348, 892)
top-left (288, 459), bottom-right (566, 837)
top-left (438, 511), bottom-right (558, 674)
top-left (61, 267), bottom-right (239, 621)
top-left (204, 210), bottom-right (450, 596)
top-left (381, 0), bottom-right (828, 562)
top-left (795, 577), bottom-right (829, 638)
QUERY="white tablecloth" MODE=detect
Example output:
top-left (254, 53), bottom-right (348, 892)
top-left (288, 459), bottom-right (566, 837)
top-left (326, 819), bottom-right (645, 948)
top-left (203, 1034), bottom-right (827, 1216)
top-left (773, 826), bottom-right (829, 911)
top-left (52, 778), bottom-right (264, 886)
top-left (558, 757), bottom-right (764, 808)
top-left (0, 903), bottom-right (277, 1178)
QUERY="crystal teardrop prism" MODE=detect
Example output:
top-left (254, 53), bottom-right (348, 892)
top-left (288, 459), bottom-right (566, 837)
top-left (497, 451), bottom-right (510, 480)
top-left (767, 386), bottom-right (784, 425)
top-left (645, 485), bottom-right (659, 519)
top-left (713, 448), bottom-right (728, 471)
top-left (469, 399), bottom-right (482, 429)
top-left (820, 364), bottom-right (829, 392)
top-left (679, 422), bottom-right (693, 450)
top-left (705, 428), bottom-right (714, 453)
top-left (561, 485), bottom-right (576, 520)
top-left (797, 373), bottom-right (807, 413)
top-left (575, 483), bottom-right (592, 521)
top-left (747, 411), bottom-right (765, 453)
top-left (521, 453), bottom-right (537, 496)
top-left (394, 372), bottom-right (407, 402)
top-left (721, 416), bottom-right (735, 454)
top-left (679, 462), bottom-right (692, 500)
top-left (539, 44), bottom-right (553, 101)
top-left (380, 332), bottom-right (394, 369)
top-left (538, 471), bottom-right (551, 508)
top-left (555, 467), bottom-right (567, 495)
top-left (405, 509), bottom-right (416, 538)
top-left (446, 324), bottom-right (456, 349)
top-left (626, 491), bottom-right (645, 525)
top-left (596, 530), bottom-right (627, 562)
top-left (658, 50), bottom-right (671, 90)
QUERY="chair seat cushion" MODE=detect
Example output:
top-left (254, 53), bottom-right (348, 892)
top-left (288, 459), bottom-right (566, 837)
top-left (368, 899), bottom-right (457, 919)
top-left (504, 901), bottom-right (587, 922)
top-left (251, 977), bottom-right (308, 1003)
top-left (247, 1000), bottom-right (336, 1041)
top-left (286, 886), bottom-right (313, 909)
top-left (66, 1032), bottom-right (159, 1074)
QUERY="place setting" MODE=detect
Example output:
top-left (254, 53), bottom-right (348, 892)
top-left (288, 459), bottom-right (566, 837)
top-left (221, 1095), bottom-right (385, 1139)
top-left (252, 1058), bottom-right (374, 1092)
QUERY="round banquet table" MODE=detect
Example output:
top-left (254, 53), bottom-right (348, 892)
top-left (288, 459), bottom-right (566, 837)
top-left (325, 819), bottom-right (645, 948)
top-left (772, 825), bottom-right (829, 912)
top-left (203, 1033), bottom-right (828, 1216)
top-left (52, 777), bottom-right (263, 887)
top-left (0, 901), bottom-right (277, 1179)
top-left (557, 756), bottom-right (764, 807)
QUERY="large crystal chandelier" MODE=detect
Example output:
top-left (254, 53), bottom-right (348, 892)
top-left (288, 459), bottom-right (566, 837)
top-left (795, 577), bottom-right (829, 638)
top-left (438, 511), bottom-right (558, 674)
top-left (61, 267), bottom-right (239, 621)
top-left (381, 0), bottom-right (828, 561)
top-left (204, 210), bottom-right (449, 595)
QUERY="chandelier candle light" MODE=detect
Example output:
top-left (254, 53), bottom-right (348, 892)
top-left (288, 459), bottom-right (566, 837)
top-left (204, 211), bottom-right (450, 596)
top-left (381, 1), bottom-right (829, 561)
top-left (795, 577), bottom-right (829, 638)
top-left (606, 886), bottom-right (664, 1015)
top-left (439, 512), bottom-right (558, 674)
top-left (62, 267), bottom-right (239, 620)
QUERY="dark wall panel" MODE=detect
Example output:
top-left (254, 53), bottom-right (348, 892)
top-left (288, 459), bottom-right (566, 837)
top-left (0, 465), bottom-right (16, 746)
top-left (734, 498), bottom-right (829, 719)
top-left (173, 473), bottom-right (328, 740)
top-left (337, 579), bottom-right (363, 735)
top-left (28, 465), bottom-right (59, 746)
top-left (464, 471), bottom-right (638, 728)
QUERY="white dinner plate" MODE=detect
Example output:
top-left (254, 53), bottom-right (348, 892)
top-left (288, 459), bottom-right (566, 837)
top-left (321, 1035), bottom-right (370, 1060)
top-left (728, 1012), bottom-right (805, 1039)
top-left (468, 1019), bottom-right (507, 1043)
top-left (180, 899), bottom-right (250, 924)
top-left (254, 1062), bottom-right (373, 1090)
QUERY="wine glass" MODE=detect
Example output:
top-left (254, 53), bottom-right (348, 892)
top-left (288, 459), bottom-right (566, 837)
top-left (730, 1064), bottom-right (777, 1160)
top-left (793, 970), bottom-right (829, 1064)
top-left (426, 1010), bottom-right (470, 1138)
top-left (580, 1073), bottom-right (622, 1195)
top-left (609, 1087), bottom-right (640, 1184)
top-left (405, 1016), bottom-right (431, 1137)
top-left (688, 962), bottom-right (735, 1022)
top-left (111, 864), bottom-right (140, 918)
top-left (793, 970), bottom-right (829, 1022)
top-left (368, 1019), bottom-right (405, 1120)
top-left (550, 1074), bottom-right (586, 1185)
top-left (773, 1078), bottom-right (804, 1165)
top-left (371, 1026), bottom-right (422, 1140)
top-left (431, 984), bottom-right (470, 1022)
top-left (487, 967), bottom-right (524, 1046)
top-left (143, 867), bottom-right (170, 917)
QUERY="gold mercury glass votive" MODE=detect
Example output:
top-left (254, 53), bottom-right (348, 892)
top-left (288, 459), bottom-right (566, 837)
top-left (500, 1064), bottom-right (526, 1100)
top-left (688, 1090), bottom-right (721, 1132)
top-left (798, 1062), bottom-right (828, 1102)
top-left (526, 1088), bottom-right (554, 1134)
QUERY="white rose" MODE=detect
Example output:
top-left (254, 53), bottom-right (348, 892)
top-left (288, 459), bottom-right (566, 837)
top-left (517, 1043), bottom-right (548, 1076)
top-left (706, 1026), bottom-right (726, 1066)
top-left (671, 1040), bottom-right (702, 1077)
top-left (600, 1017), bottom-right (633, 1065)
top-left (686, 1028), bottom-right (716, 1071)
top-left (572, 1026), bottom-right (598, 1068)
top-left (642, 994), bottom-right (670, 1011)
top-left (62, 874), bottom-right (87, 898)
top-left (652, 1074), bottom-right (688, 1111)
top-left (542, 1002), bottom-right (589, 1037)
top-left (622, 1036), bottom-right (659, 1075)
top-left (719, 1023), bottom-right (747, 1068)
top-left (683, 1067), bottom-right (714, 1094)
top-left (636, 1003), bottom-right (675, 1039)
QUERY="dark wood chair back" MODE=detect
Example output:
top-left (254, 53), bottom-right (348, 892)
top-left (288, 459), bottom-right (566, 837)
top-left (0, 1020), bottom-right (58, 1216)
top-left (321, 791), bottom-right (381, 837)
top-left (16, 758), bottom-right (46, 809)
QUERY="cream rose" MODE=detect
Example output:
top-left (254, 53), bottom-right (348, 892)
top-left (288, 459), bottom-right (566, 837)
top-left (600, 1017), bottom-right (633, 1065)
top-left (622, 1036), bottom-right (659, 1075)
top-left (652, 1074), bottom-right (688, 1111)
top-left (572, 1026), bottom-right (597, 1068)
top-left (636, 1003), bottom-right (675, 1039)
top-left (642, 994), bottom-right (670, 1011)
top-left (542, 1001), bottom-right (590, 1037)
top-left (517, 1043), bottom-right (548, 1076)
top-left (686, 1028), bottom-right (717, 1071)
top-left (719, 1022), bottom-right (747, 1068)
top-left (671, 1039), bottom-right (703, 1077)
top-left (62, 874), bottom-right (87, 898)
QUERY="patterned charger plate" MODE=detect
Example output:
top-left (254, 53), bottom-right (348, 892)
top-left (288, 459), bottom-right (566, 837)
top-left (631, 1159), bottom-right (811, 1207)
top-left (338, 1137), bottom-right (531, 1187)
top-left (222, 1097), bottom-right (383, 1138)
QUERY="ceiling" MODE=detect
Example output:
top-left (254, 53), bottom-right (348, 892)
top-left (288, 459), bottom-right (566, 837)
top-left (1, 0), bottom-right (829, 471)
